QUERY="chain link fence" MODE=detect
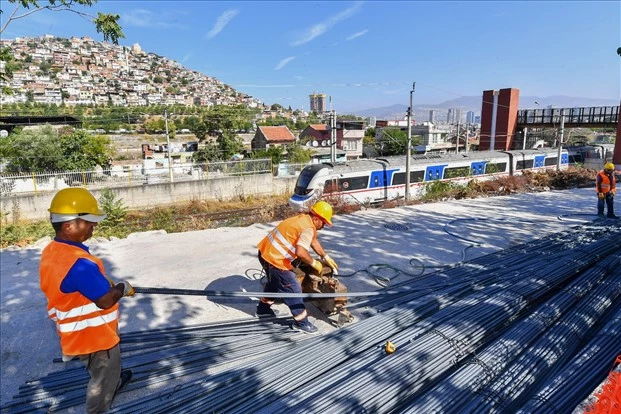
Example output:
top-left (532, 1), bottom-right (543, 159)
top-left (0, 158), bottom-right (298, 196)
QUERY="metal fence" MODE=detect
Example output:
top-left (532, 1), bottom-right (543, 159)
top-left (0, 158), bottom-right (295, 196)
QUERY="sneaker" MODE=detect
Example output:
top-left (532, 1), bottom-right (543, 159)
top-left (607, 215), bottom-right (619, 219)
top-left (292, 319), bottom-right (319, 334)
top-left (117, 369), bottom-right (132, 392)
top-left (255, 306), bottom-right (279, 318)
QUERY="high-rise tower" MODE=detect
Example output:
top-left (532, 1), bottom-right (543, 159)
top-left (309, 93), bottom-right (327, 113)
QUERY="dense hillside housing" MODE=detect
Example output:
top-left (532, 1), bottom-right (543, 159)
top-left (0, 35), bottom-right (260, 108)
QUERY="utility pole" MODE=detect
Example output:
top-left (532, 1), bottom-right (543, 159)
top-left (456, 117), bottom-right (461, 154)
top-left (405, 82), bottom-right (415, 202)
top-left (556, 108), bottom-right (565, 172)
top-left (164, 109), bottom-right (174, 182)
top-left (330, 110), bottom-right (336, 163)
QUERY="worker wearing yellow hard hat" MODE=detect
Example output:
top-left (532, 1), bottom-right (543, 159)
top-left (256, 200), bottom-right (338, 334)
top-left (40, 188), bottom-right (134, 413)
top-left (596, 162), bottom-right (617, 219)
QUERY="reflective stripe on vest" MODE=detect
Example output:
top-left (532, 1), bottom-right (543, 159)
top-left (258, 214), bottom-right (316, 270)
top-left (266, 229), bottom-right (296, 262)
top-left (57, 309), bottom-right (119, 333)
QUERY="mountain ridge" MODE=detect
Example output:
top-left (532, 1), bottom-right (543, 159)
top-left (351, 95), bottom-right (619, 120)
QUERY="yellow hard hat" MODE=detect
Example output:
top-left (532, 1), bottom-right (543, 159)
top-left (48, 188), bottom-right (106, 223)
top-left (604, 162), bottom-right (614, 171)
top-left (310, 200), bottom-right (333, 226)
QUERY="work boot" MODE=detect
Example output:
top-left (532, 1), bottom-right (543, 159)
top-left (255, 303), bottom-right (279, 318)
top-left (117, 369), bottom-right (132, 392)
top-left (111, 369), bottom-right (132, 405)
top-left (292, 319), bottom-right (318, 334)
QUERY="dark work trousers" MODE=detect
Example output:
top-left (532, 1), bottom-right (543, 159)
top-left (78, 343), bottom-right (121, 414)
top-left (598, 193), bottom-right (615, 217)
top-left (257, 252), bottom-right (306, 317)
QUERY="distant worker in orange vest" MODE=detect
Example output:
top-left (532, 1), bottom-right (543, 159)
top-left (39, 188), bottom-right (134, 413)
top-left (596, 162), bottom-right (617, 219)
top-left (256, 200), bottom-right (339, 334)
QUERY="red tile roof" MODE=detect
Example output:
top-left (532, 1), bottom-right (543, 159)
top-left (309, 124), bottom-right (328, 131)
top-left (258, 126), bottom-right (296, 142)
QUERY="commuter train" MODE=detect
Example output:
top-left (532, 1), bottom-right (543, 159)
top-left (289, 148), bottom-right (572, 210)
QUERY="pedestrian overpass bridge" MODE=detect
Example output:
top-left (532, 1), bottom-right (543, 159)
top-left (516, 106), bottom-right (619, 129)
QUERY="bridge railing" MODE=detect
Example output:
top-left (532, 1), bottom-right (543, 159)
top-left (517, 106), bottom-right (619, 126)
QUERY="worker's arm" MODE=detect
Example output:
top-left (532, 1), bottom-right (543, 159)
top-left (95, 284), bottom-right (125, 309)
top-left (295, 245), bottom-right (314, 265)
top-left (296, 229), bottom-right (323, 273)
top-left (310, 237), bottom-right (327, 258)
top-left (61, 259), bottom-right (134, 310)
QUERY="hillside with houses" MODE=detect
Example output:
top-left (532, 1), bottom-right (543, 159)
top-left (0, 35), bottom-right (260, 108)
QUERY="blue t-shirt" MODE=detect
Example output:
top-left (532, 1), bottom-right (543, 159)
top-left (57, 239), bottom-right (112, 302)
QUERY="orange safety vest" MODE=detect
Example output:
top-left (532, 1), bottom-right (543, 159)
top-left (40, 241), bottom-right (120, 356)
top-left (596, 171), bottom-right (616, 194)
top-left (258, 214), bottom-right (316, 270)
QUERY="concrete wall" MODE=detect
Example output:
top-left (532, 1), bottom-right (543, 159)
top-left (1, 174), bottom-right (297, 222)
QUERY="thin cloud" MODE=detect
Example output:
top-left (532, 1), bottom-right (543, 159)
top-left (274, 56), bottom-right (296, 71)
top-left (206, 9), bottom-right (239, 39)
top-left (346, 29), bottom-right (368, 41)
top-left (122, 9), bottom-right (180, 29)
top-left (291, 1), bottom-right (363, 46)
top-left (181, 52), bottom-right (193, 63)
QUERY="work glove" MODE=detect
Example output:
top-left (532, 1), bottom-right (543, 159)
top-left (122, 280), bottom-right (135, 297)
top-left (598, 193), bottom-right (605, 200)
top-left (322, 255), bottom-right (338, 271)
top-left (310, 259), bottom-right (323, 274)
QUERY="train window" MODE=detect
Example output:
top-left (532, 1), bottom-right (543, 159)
top-left (324, 179), bottom-right (339, 193)
top-left (324, 176), bottom-right (369, 192)
top-left (340, 176), bottom-right (369, 191)
top-left (486, 163), bottom-right (506, 173)
top-left (392, 170), bottom-right (425, 185)
top-left (544, 157), bottom-right (557, 166)
top-left (294, 165), bottom-right (326, 195)
top-left (444, 166), bottom-right (470, 179)
top-left (516, 159), bottom-right (534, 170)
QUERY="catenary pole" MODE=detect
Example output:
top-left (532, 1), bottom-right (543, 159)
top-left (331, 109), bottom-right (336, 163)
top-left (165, 109), bottom-right (173, 182)
top-left (405, 82), bottom-right (415, 202)
top-left (556, 108), bottom-right (565, 172)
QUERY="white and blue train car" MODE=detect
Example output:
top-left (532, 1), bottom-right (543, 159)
top-left (289, 148), bottom-right (570, 211)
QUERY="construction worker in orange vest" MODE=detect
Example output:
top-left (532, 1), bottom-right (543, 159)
top-left (39, 188), bottom-right (134, 413)
top-left (256, 200), bottom-right (338, 334)
top-left (596, 162), bottom-right (617, 219)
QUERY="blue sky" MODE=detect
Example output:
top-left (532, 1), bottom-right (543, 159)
top-left (3, 1), bottom-right (620, 113)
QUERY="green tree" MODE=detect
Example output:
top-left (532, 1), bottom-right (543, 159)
top-left (251, 146), bottom-right (284, 165)
top-left (192, 144), bottom-right (221, 162)
top-left (0, 1), bottom-right (124, 44)
top-left (0, 126), bottom-right (62, 172)
top-left (216, 130), bottom-right (243, 160)
top-left (284, 143), bottom-right (311, 164)
top-left (378, 128), bottom-right (422, 156)
top-left (0, 126), bottom-right (114, 172)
